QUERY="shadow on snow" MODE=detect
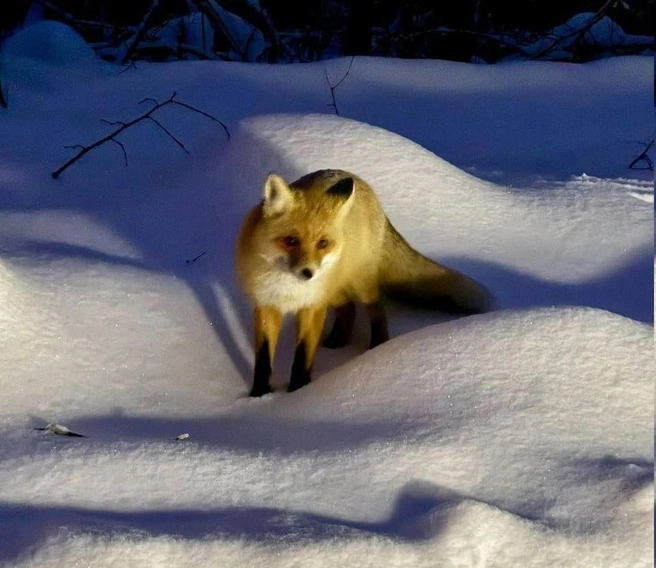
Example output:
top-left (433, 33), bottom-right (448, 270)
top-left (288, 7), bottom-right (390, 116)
top-left (2, 458), bottom-right (652, 563)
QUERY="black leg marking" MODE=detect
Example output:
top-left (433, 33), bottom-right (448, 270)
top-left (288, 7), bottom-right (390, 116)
top-left (369, 319), bottom-right (389, 349)
top-left (366, 302), bottom-right (390, 349)
top-left (250, 340), bottom-right (272, 397)
top-left (323, 302), bottom-right (356, 349)
top-left (288, 341), bottom-right (312, 392)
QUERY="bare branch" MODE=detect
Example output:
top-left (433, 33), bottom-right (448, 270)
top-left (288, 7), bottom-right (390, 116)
top-left (146, 116), bottom-right (189, 154)
top-left (332, 56), bottom-right (355, 90)
top-left (325, 56), bottom-right (355, 116)
top-left (101, 119), bottom-right (127, 127)
top-left (389, 27), bottom-right (532, 56)
top-left (185, 251), bottom-right (207, 264)
top-left (119, 60), bottom-right (139, 75)
top-left (170, 99), bottom-right (231, 140)
top-left (529, 0), bottom-right (617, 61)
top-left (139, 96), bottom-right (161, 107)
top-left (52, 93), bottom-right (229, 179)
top-left (191, 0), bottom-right (245, 59)
top-left (37, 0), bottom-right (134, 36)
top-left (110, 138), bottom-right (128, 167)
top-left (0, 77), bottom-right (7, 109)
top-left (120, 0), bottom-right (162, 64)
top-left (629, 140), bottom-right (654, 171)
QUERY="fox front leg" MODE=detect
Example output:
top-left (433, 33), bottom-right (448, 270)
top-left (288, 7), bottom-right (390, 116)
top-left (251, 306), bottom-right (282, 397)
top-left (289, 306), bottom-right (328, 392)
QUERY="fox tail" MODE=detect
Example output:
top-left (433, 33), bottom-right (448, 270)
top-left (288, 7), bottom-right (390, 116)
top-left (379, 221), bottom-right (493, 314)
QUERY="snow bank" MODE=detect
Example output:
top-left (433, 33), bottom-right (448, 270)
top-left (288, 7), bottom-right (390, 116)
top-left (0, 308), bottom-right (652, 567)
top-left (0, 21), bottom-right (108, 91)
top-left (224, 113), bottom-right (653, 322)
top-left (0, 47), bottom-right (652, 567)
top-left (0, 21), bottom-right (98, 66)
top-left (520, 13), bottom-right (654, 60)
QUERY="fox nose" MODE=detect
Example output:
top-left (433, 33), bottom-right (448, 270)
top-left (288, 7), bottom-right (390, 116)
top-left (300, 268), bottom-right (314, 280)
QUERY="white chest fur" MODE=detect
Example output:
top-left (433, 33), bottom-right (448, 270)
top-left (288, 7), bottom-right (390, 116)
top-left (249, 269), bottom-right (330, 313)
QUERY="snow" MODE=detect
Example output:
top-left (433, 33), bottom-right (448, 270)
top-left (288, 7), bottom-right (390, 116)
top-left (517, 13), bottom-right (653, 61)
top-left (154, 12), bottom-right (217, 59)
top-left (212, 3), bottom-right (266, 60)
top-left (0, 20), bottom-right (100, 69)
top-left (0, 22), bottom-right (653, 567)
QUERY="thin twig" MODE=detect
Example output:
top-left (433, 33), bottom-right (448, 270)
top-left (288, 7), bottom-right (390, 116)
top-left (332, 55), bottom-right (355, 90)
top-left (170, 99), bottom-right (231, 140)
top-left (628, 140), bottom-right (654, 171)
top-left (110, 138), bottom-right (128, 166)
top-left (140, 96), bottom-right (160, 106)
top-left (101, 119), bottom-right (127, 127)
top-left (185, 251), bottom-right (207, 264)
top-left (146, 116), bottom-right (189, 154)
top-left (388, 27), bottom-right (533, 56)
top-left (119, 60), bottom-right (139, 75)
top-left (120, 0), bottom-right (162, 64)
top-left (529, 0), bottom-right (616, 60)
top-left (191, 0), bottom-right (245, 59)
top-left (52, 92), bottom-right (229, 179)
top-left (325, 56), bottom-right (355, 115)
top-left (37, 0), bottom-right (134, 36)
top-left (0, 77), bottom-right (7, 109)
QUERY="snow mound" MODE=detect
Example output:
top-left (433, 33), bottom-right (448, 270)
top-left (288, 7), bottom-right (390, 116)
top-left (222, 113), bottom-right (652, 321)
top-left (0, 52), bottom-right (651, 566)
top-left (557, 13), bottom-right (651, 48)
top-left (10, 482), bottom-right (653, 568)
top-left (518, 14), bottom-right (653, 61)
top-left (0, 21), bottom-right (108, 92)
top-left (0, 307), bottom-right (651, 566)
top-left (1, 21), bottom-right (98, 66)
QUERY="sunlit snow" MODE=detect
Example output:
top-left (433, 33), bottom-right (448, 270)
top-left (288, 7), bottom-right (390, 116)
top-left (0, 22), bottom-right (652, 568)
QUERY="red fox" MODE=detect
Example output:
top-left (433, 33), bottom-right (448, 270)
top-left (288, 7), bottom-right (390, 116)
top-left (236, 169), bottom-right (492, 396)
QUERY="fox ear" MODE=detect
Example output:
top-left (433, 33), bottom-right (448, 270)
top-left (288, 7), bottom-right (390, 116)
top-left (326, 177), bottom-right (354, 200)
top-left (262, 173), bottom-right (293, 216)
top-left (327, 177), bottom-right (355, 218)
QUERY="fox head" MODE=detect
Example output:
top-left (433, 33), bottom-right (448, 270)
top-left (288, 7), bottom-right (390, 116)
top-left (256, 172), bottom-right (354, 281)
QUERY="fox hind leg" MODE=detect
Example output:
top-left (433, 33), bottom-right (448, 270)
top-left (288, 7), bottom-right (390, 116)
top-left (365, 301), bottom-right (390, 349)
top-left (356, 283), bottom-right (390, 350)
top-left (323, 301), bottom-right (356, 349)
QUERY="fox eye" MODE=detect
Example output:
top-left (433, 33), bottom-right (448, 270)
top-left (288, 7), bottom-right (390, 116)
top-left (317, 239), bottom-right (329, 250)
top-left (282, 235), bottom-right (300, 248)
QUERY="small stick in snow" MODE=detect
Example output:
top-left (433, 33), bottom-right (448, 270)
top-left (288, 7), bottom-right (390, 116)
top-left (628, 140), bottom-right (654, 171)
top-left (325, 56), bottom-right (355, 116)
top-left (51, 92), bottom-right (229, 179)
top-left (0, 78), bottom-right (7, 109)
top-left (185, 251), bottom-right (206, 264)
top-left (34, 423), bottom-right (86, 437)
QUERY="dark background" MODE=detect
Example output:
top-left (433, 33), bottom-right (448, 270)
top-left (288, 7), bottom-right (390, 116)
top-left (1, 0), bottom-right (653, 63)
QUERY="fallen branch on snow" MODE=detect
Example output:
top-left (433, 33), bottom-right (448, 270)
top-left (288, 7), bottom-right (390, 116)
top-left (51, 92), bottom-right (229, 179)
top-left (628, 140), bottom-right (654, 172)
